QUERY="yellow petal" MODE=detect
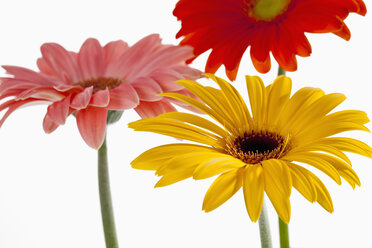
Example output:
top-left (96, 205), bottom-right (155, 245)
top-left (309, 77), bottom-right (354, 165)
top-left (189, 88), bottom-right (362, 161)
top-left (288, 163), bottom-right (333, 212)
top-left (155, 167), bottom-right (196, 187)
top-left (284, 93), bottom-right (346, 135)
top-left (316, 137), bottom-right (372, 158)
top-left (262, 159), bottom-right (292, 197)
top-left (266, 76), bottom-right (292, 127)
top-left (287, 162), bottom-right (317, 202)
top-left (245, 75), bottom-right (267, 128)
top-left (157, 152), bottom-right (222, 176)
top-left (202, 168), bottom-right (244, 212)
top-left (207, 73), bottom-right (253, 128)
top-left (158, 112), bottom-right (227, 137)
top-left (175, 79), bottom-right (238, 127)
top-left (160, 92), bottom-right (235, 131)
top-left (284, 152), bottom-right (341, 184)
top-left (129, 118), bottom-right (224, 148)
top-left (315, 153), bottom-right (360, 188)
top-left (131, 144), bottom-right (218, 170)
top-left (279, 87), bottom-right (324, 134)
top-left (243, 164), bottom-right (264, 222)
top-left (289, 143), bottom-right (352, 165)
top-left (263, 169), bottom-right (291, 223)
top-left (193, 156), bottom-right (245, 180)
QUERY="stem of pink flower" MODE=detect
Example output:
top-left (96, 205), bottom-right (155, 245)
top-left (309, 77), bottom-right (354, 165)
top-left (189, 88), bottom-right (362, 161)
top-left (258, 199), bottom-right (272, 248)
top-left (277, 66), bottom-right (290, 248)
top-left (98, 135), bottom-right (119, 248)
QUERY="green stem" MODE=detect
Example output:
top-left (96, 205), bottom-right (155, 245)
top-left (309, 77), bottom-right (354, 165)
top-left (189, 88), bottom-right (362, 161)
top-left (278, 66), bottom-right (286, 76)
top-left (98, 135), bottom-right (119, 248)
top-left (277, 65), bottom-right (290, 248)
top-left (279, 217), bottom-right (290, 248)
top-left (258, 200), bottom-right (272, 248)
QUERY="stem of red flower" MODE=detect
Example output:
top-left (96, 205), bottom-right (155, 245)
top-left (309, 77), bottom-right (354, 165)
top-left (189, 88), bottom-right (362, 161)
top-left (278, 66), bottom-right (286, 76)
top-left (98, 135), bottom-right (119, 248)
top-left (277, 66), bottom-right (290, 248)
top-left (258, 199), bottom-right (272, 248)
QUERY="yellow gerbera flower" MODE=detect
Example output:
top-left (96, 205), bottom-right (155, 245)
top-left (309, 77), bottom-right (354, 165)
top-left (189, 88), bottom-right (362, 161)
top-left (129, 74), bottom-right (372, 223)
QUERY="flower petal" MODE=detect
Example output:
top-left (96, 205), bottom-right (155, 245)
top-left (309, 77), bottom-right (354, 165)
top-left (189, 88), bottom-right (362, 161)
top-left (202, 168), bottom-right (244, 212)
top-left (108, 83), bottom-right (139, 110)
top-left (243, 164), bottom-right (264, 222)
top-left (76, 106), bottom-right (107, 149)
top-left (78, 38), bottom-right (105, 79)
top-left (131, 77), bottom-right (163, 102)
top-left (134, 99), bottom-right (176, 118)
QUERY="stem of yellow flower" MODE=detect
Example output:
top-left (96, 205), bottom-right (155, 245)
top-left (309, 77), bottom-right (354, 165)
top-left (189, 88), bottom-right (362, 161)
top-left (258, 200), bottom-right (272, 248)
top-left (98, 135), bottom-right (119, 248)
top-left (279, 217), bottom-right (290, 248)
top-left (277, 66), bottom-right (290, 248)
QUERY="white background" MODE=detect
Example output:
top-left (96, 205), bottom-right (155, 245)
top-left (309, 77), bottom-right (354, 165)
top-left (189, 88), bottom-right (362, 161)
top-left (0, 0), bottom-right (371, 247)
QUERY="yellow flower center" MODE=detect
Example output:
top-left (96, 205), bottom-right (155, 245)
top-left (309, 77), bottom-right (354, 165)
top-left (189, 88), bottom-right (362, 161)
top-left (226, 130), bottom-right (290, 164)
top-left (245, 0), bottom-right (291, 21)
top-left (76, 77), bottom-right (123, 93)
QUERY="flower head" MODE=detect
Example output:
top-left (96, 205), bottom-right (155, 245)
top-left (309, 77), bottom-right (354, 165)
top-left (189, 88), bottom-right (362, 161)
top-left (130, 74), bottom-right (372, 223)
top-left (173, 0), bottom-right (367, 80)
top-left (0, 34), bottom-right (201, 149)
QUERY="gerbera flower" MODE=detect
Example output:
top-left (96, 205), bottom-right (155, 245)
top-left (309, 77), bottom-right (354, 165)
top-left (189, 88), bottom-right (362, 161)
top-left (0, 34), bottom-right (201, 149)
top-left (173, 0), bottom-right (367, 80)
top-left (129, 74), bottom-right (372, 223)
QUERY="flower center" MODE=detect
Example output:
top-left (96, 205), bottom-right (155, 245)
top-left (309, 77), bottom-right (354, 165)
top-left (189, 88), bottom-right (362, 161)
top-left (245, 0), bottom-right (291, 21)
top-left (76, 77), bottom-right (123, 93)
top-left (226, 130), bottom-right (290, 164)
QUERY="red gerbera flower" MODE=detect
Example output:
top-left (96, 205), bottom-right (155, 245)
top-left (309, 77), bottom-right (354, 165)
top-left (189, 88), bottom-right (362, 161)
top-left (174, 0), bottom-right (366, 80)
top-left (0, 34), bottom-right (201, 149)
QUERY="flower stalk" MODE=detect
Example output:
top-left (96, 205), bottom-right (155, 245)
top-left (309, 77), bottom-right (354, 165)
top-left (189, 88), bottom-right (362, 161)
top-left (277, 66), bottom-right (289, 248)
top-left (258, 200), bottom-right (272, 248)
top-left (98, 135), bottom-right (119, 248)
top-left (279, 217), bottom-right (290, 248)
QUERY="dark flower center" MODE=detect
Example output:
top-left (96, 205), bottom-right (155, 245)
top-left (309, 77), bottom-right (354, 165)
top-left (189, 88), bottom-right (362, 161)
top-left (76, 77), bottom-right (123, 92)
top-left (226, 130), bottom-right (290, 164)
top-left (238, 134), bottom-right (279, 154)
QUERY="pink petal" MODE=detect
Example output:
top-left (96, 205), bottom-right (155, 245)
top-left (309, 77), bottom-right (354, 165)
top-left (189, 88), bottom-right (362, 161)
top-left (43, 112), bottom-right (60, 133)
top-left (78, 38), bottom-right (105, 79)
top-left (131, 77), bottom-right (163, 101)
top-left (150, 69), bottom-right (184, 92)
top-left (90, 88), bottom-right (110, 107)
top-left (0, 99), bottom-right (36, 127)
top-left (134, 99), bottom-right (177, 118)
top-left (70, 87), bottom-right (93, 109)
top-left (132, 45), bottom-right (194, 78)
top-left (45, 95), bottom-right (71, 125)
top-left (16, 87), bottom-right (65, 101)
top-left (2, 66), bottom-right (56, 86)
top-left (76, 106), bottom-right (107, 149)
top-left (103, 40), bottom-right (129, 66)
top-left (37, 58), bottom-right (56, 76)
top-left (41, 43), bottom-right (82, 82)
top-left (104, 34), bottom-right (161, 79)
top-left (171, 65), bottom-right (202, 79)
top-left (54, 84), bottom-right (82, 92)
top-left (107, 83), bottom-right (139, 110)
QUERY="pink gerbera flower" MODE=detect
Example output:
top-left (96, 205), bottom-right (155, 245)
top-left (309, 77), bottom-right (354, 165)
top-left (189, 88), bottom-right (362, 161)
top-left (0, 34), bottom-right (201, 149)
